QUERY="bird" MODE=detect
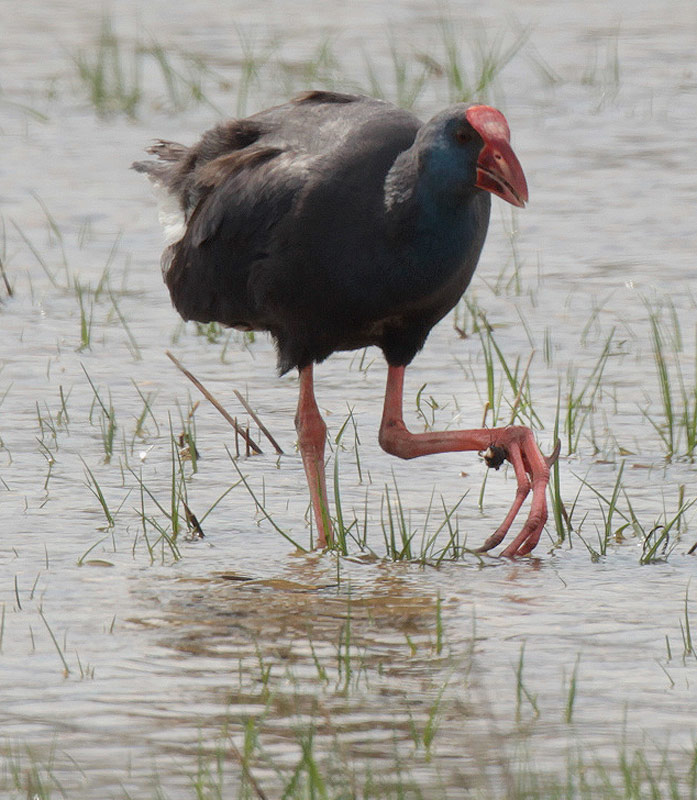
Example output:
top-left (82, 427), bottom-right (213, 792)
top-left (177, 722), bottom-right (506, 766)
top-left (134, 90), bottom-right (558, 557)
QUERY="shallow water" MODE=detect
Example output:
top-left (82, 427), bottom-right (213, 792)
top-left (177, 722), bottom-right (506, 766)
top-left (2, 0), bottom-right (697, 797)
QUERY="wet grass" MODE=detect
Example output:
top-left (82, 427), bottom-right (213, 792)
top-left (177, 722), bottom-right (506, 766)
top-left (7, 222), bottom-right (697, 568)
top-left (563, 329), bottom-right (615, 457)
top-left (572, 467), bottom-right (695, 562)
top-left (3, 631), bottom-right (697, 799)
top-left (476, 316), bottom-right (542, 429)
top-left (437, 17), bottom-right (530, 104)
top-left (79, 457), bottom-right (117, 529)
top-left (61, 7), bottom-right (630, 126)
top-left (74, 17), bottom-right (142, 117)
top-left (4, 13), bottom-right (697, 800)
top-left (642, 306), bottom-right (697, 461)
top-left (72, 16), bottom-right (223, 118)
top-left (82, 365), bottom-right (117, 463)
top-left (216, 618), bottom-right (697, 799)
top-left (4, 194), bottom-right (697, 571)
top-left (69, 14), bottom-right (531, 120)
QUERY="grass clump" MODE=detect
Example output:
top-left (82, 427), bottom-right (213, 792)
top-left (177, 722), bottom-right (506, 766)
top-left (72, 14), bottom-right (533, 120)
top-left (437, 17), bottom-right (530, 104)
top-left (73, 16), bottom-right (220, 118)
top-left (642, 306), bottom-right (697, 461)
top-left (573, 467), bottom-right (696, 563)
top-left (74, 17), bottom-right (142, 117)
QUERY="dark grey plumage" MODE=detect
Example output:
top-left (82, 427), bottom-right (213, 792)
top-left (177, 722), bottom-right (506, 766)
top-left (134, 90), bottom-right (492, 373)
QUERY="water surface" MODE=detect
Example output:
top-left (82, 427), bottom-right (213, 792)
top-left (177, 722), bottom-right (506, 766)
top-left (1, 0), bottom-right (697, 796)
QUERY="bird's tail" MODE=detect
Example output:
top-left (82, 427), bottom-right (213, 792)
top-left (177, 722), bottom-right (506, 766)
top-left (131, 140), bottom-right (188, 180)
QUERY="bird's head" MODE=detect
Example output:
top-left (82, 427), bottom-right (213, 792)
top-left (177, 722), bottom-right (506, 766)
top-left (417, 104), bottom-right (528, 209)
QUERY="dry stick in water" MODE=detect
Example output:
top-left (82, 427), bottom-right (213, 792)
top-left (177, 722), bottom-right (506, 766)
top-left (165, 350), bottom-right (262, 455)
top-left (182, 500), bottom-right (204, 538)
top-left (227, 735), bottom-right (269, 800)
top-left (0, 255), bottom-right (12, 297)
top-left (233, 388), bottom-right (284, 454)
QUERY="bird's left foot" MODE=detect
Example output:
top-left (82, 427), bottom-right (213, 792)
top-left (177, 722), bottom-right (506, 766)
top-left (475, 429), bottom-right (560, 557)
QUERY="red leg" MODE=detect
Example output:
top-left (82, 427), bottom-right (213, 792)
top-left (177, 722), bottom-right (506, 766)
top-left (295, 365), bottom-right (333, 548)
top-left (378, 365), bottom-right (552, 557)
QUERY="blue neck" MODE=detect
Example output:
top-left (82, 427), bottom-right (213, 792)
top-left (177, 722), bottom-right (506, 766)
top-left (385, 150), bottom-right (491, 288)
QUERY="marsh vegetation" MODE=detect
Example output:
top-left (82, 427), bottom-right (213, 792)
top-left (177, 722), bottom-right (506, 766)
top-left (1, 3), bottom-right (696, 798)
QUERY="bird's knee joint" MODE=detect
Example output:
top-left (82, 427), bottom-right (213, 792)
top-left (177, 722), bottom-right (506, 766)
top-left (379, 421), bottom-right (411, 459)
top-left (378, 430), bottom-right (401, 457)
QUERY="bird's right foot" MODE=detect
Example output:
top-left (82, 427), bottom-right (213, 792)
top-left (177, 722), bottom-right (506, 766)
top-left (475, 427), bottom-right (556, 557)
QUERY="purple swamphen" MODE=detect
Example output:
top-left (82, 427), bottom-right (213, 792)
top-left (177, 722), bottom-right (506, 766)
top-left (134, 90), bottom-right (557, 556)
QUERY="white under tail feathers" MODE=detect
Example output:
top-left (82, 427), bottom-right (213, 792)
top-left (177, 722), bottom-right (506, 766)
top-left (152, 181), bottom-right (187, 246)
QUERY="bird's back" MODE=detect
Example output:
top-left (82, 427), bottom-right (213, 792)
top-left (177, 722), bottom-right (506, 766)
top-left (134, 91), bottom-right (488, 373)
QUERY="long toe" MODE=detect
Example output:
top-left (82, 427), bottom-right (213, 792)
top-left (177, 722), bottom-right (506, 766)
top-left (484, 427), bottom-right (551, 557)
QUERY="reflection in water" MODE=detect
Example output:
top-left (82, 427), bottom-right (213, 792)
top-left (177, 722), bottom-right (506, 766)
top-left (131, 561), bottom-right (498, 796)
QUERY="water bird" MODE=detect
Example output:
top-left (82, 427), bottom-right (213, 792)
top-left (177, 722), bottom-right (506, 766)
top-left (134, 90), bottom-right (557, 556)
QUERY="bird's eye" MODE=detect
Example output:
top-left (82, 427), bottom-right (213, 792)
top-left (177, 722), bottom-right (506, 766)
top-left (455, 127), bottom-right (474, 145)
